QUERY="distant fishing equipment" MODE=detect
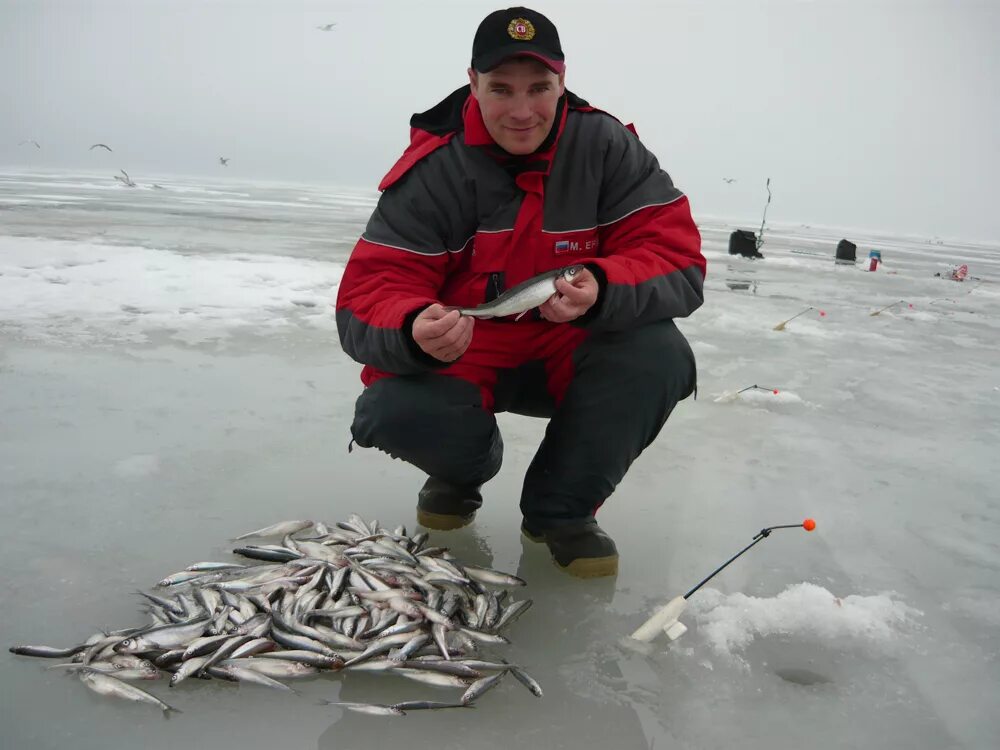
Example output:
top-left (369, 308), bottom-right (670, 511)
top-left (773, 306), bottom-right (815, 331)
top-left (629, 520), bottom-right (817, 644)
top-left (835, 239), bottom-right (857, 264)
top-left (870, 300), bottom-right (906, 316)
top-left (756, 177), bottom-right (772, 255)
top-left (728, 229), bottom-right (762, 259)
top-left (868, 249), bottom-right (882, 272)
top-left (737, 384), bottom-right (780, 395)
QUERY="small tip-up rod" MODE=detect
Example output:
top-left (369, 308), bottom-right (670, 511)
top-left (683, 519), bottom-right (816, 600)
top-left (630, 519), bottom-right (816, 643)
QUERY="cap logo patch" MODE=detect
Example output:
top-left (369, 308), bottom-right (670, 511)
top-left (507, 18), bottom-right (536, 41)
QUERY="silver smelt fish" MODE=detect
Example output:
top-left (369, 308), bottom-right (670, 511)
top-left (395, 668), bottom-right (470, 689)
top-left (493, 599), bottom-right (533, 632)
top-left (186, 562), bottom-right (247, 572)
top-left (319, 700), bottom-right (405, 717)
top-left (388, 633), bottom-right (429, 662)
top-left (462, 564), bottom-right (527, 588)
top-left (504, 661), bottom-right (543, 697)
top-left (9, 644), bottom-right (85, 658)
top-left (453, 658), bottom-right (511, 672)
top-left (48, 661), bottom-right (161, 681)
top-left (115, 619), bottom-right (211, 653)
top-left (207, 664), bottom-right (297, 692)
top-left (169, 655), bottom-right (212, 687)
top-left (447, 265), bottom-right (585, 319)
top-left (458, 627), bottom-right (509, 646)
top-left (106, 655), bottom-right (156, 671)
top-left (269, 628), bottom-right (337, 656)
top-left (400, 659), bottom-right (479, 678)
top-left (220, 658), bottom-right (318, 679)
top-left (254, 650), bottom-right (344, 669)
top-left (232, 520), bottom-right (314, 541)
top-left (79, 669), bottom-right (180, 714)
top-left (390, 700), bottom-right (472, 711)
top-left (341, 658), bottom-right (398, 673)
top-left (183, 634), bottom-right (232, 660)
top-left (157, 570), bottom-right (219, 588)
top-left (305, 606), bottom-right (367, 622)
top-left (431, 622), bottom-right (451, 661)
top-left (460, 671), bottom-right (507, 705)
top-left (229, 638), bottom-right (277, 659)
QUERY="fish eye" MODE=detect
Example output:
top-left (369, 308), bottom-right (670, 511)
top-left (120, 639), bottom-right (131, 647)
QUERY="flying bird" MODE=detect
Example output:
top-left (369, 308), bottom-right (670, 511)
top-left (113, 169), bottom-right (136, 187)
top-left (219, 157), bottom-right (230, 166)
top-left (89, 143), bottom-right (113, 152)
top-left (19, 140), bottom-right (40, 149)
top-left (316, 23), bottom-right (337, 31)
top-left (723, 177), bottom-right (737, 184)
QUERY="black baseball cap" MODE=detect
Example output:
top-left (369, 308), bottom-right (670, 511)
top-left (471, 7), bottom-right (565, 74)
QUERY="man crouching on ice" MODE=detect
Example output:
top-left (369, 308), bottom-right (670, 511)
top-left (336, 6), bottom-right (705, 578)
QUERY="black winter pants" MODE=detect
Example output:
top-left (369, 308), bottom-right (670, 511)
top-left (350, 319), bottom-right (696, 527)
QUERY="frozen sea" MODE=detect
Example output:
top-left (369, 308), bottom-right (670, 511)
top-left (1, 170), bottom-right (998, 750)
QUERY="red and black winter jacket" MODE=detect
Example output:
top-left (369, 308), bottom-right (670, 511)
top-left (336, 86), bottom-right (705, 382)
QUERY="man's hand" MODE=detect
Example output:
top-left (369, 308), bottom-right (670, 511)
top-left (412, 304), bottom-right (474, 363)
top-left (539, 267), bottom-right (600, 323)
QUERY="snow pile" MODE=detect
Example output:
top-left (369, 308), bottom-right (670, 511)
top-left (689, 583), bottom-right (921, 657)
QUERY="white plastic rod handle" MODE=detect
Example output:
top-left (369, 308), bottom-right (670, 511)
top-left (629, 595), bottom-right (688, 642)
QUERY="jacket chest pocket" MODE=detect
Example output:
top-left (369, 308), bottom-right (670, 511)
top-left (465, 234), bottom-right (514, 304)
top-left (468, 231), bottom-right (514, 273)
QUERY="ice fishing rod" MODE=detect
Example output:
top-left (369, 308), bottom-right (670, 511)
top-left (773, 307), bottom-right (813, 331)
top-left (870, 299), bottom-right (907, 316)
top-left (736, 384), bottom-right (780, 395)
top-left (630, 519), bottom-right (816, 643)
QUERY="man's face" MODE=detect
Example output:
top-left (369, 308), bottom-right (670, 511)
top-left (468, 58), bottom-right (565, 155)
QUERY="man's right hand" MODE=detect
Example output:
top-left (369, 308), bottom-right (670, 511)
top-left (412, 304), bottom-right (474, 363)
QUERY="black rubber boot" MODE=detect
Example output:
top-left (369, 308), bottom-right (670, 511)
top-left (521, 518), bottom-right (619, 578)
top-left (416, 477), bottom-right (483, 530)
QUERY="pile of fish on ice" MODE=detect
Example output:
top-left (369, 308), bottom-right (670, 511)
top-left (9, 516), bottom-right (541, 716)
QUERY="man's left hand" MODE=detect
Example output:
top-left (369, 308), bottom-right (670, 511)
top-left (539, 267), bottom-right (600, 323)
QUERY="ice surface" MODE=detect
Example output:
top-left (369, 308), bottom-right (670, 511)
top-left (2, 172), bottom-right (998, 750)
top-left (0, 236), bottom-right (343, 344)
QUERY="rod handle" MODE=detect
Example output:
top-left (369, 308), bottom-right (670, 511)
top-left (629, 595), bottom-right (688, 642)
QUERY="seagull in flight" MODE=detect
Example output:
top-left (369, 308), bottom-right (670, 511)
top-left (89, 143), bottom-right (113, 152)
top-left (113, 169), bottom-right (136, 187)
top-left (219, 156), bottom-right (230, 166)
top-left (316, 23), bottom-right (337, 31)
top-left (723, 177), bottom-right (737, 184)
top-left (19, 140), bottom-right (40, 149)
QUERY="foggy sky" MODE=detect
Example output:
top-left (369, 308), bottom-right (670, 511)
top-left (1, 0), bottom-right (998, 242)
